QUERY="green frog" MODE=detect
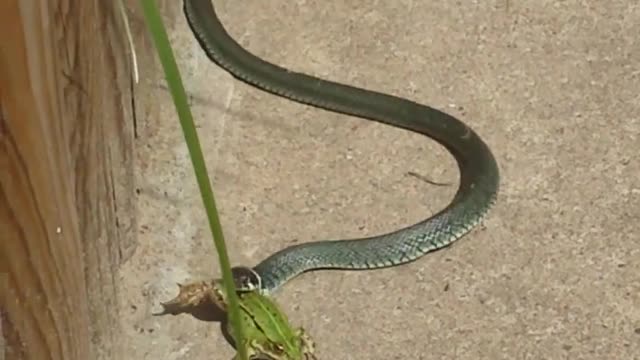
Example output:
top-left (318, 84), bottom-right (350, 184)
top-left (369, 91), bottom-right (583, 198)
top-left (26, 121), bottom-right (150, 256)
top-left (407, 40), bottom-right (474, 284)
top-left (161, 279), bottom-right (316, 360)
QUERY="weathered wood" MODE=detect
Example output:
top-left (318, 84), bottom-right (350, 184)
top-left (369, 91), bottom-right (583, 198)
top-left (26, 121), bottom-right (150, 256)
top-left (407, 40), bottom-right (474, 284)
top-left (1, 1), bottom-right (136, 359)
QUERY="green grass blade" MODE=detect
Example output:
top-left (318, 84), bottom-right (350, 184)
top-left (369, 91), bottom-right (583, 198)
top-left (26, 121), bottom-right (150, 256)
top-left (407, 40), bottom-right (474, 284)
top-left (137, 1), bottom-right (247, 359)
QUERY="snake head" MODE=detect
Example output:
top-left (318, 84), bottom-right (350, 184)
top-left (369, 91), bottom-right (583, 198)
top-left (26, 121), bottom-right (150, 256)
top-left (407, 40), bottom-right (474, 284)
top-left (231, 266), bottom-right (262, 292)
top-left (209, 266), bottom-right (262, 310)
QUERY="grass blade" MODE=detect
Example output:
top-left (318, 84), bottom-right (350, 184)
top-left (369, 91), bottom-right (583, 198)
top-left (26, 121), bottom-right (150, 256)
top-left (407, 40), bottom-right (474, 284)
top-left (137, 1), bottom-right (247, 359)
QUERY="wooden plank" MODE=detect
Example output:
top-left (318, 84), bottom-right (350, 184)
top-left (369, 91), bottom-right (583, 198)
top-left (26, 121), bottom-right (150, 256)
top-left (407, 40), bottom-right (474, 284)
top-left (0, 1), bottom-right (135, 359)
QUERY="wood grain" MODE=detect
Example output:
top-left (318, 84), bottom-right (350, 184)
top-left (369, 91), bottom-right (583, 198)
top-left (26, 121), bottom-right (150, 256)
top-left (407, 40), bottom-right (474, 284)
top-left (0, 1), bottom-right (135, 359)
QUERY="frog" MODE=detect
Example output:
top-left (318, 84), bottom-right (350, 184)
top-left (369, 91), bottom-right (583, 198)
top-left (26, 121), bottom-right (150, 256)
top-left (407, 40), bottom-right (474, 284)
top-left (210, 278), bottom-right (316, 360)
top-left (161, 278), bottom-right (316, 360)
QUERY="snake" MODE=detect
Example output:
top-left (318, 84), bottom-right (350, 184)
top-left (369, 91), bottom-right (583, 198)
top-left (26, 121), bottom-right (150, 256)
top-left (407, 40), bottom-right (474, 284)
top-left (183, 0), bottom-right (500, 295)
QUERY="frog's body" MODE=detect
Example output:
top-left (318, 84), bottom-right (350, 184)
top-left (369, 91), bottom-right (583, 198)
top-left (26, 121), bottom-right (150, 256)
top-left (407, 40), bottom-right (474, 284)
top-left (212, 285), bottom-right (315, 360)
top-left (161, 279), bottom-right (315, 359)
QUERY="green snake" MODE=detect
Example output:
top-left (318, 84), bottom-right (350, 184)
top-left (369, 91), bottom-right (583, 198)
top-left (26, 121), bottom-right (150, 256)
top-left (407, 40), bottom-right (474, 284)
top-left (183, 0), bottom-right (500, 295)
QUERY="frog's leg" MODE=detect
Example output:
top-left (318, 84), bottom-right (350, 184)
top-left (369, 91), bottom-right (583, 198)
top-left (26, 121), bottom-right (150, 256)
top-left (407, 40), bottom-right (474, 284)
top-left (232, 352), bottom-right (264, 360)
top-left (198, 278), bottom-right (236, 313)
top-left (295, 327), bottom-right (316, 359)
top-left (160, 281), bottom-right (211, 311)
top-left (233, 339), bottom-right (276, 360)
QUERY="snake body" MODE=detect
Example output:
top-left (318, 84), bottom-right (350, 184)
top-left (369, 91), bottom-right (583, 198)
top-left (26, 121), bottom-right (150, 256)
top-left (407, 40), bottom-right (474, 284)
top-left (184, 0), bottom-right (500, 295)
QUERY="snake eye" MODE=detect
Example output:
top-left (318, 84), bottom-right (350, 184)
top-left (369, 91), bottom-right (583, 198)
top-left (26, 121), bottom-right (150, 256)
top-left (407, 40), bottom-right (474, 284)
top-left (231, 266), bottom-right (262, 292)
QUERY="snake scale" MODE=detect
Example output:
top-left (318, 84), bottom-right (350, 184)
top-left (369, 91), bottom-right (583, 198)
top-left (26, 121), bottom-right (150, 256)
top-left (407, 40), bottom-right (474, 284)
top-left (183, 0), bottom-right (500, 295)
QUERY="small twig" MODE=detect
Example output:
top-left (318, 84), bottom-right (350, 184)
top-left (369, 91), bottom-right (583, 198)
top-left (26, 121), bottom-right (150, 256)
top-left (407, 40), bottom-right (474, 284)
top-left (406, 171), bottom-right (452, 187)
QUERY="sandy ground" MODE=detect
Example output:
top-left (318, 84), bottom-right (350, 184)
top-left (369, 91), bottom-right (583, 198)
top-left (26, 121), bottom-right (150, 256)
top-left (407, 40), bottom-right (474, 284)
top-left (119, 1), bottom-right (639, 359)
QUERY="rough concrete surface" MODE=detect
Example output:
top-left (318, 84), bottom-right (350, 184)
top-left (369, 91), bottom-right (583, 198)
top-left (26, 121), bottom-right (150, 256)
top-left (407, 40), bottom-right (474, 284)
top-left (120, 1), bottom-right (639, 359)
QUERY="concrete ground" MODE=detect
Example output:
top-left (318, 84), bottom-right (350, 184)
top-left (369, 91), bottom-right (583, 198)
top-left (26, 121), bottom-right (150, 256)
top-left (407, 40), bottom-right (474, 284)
top-left (119, 1), bottom-right (639, 359)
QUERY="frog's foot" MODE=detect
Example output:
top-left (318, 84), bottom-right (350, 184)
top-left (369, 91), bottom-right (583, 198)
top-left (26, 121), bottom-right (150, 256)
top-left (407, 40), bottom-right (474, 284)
top-left (160, 281), bottom-right (216, 312)
top-left (296, 327), bottom-right (317, 360)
